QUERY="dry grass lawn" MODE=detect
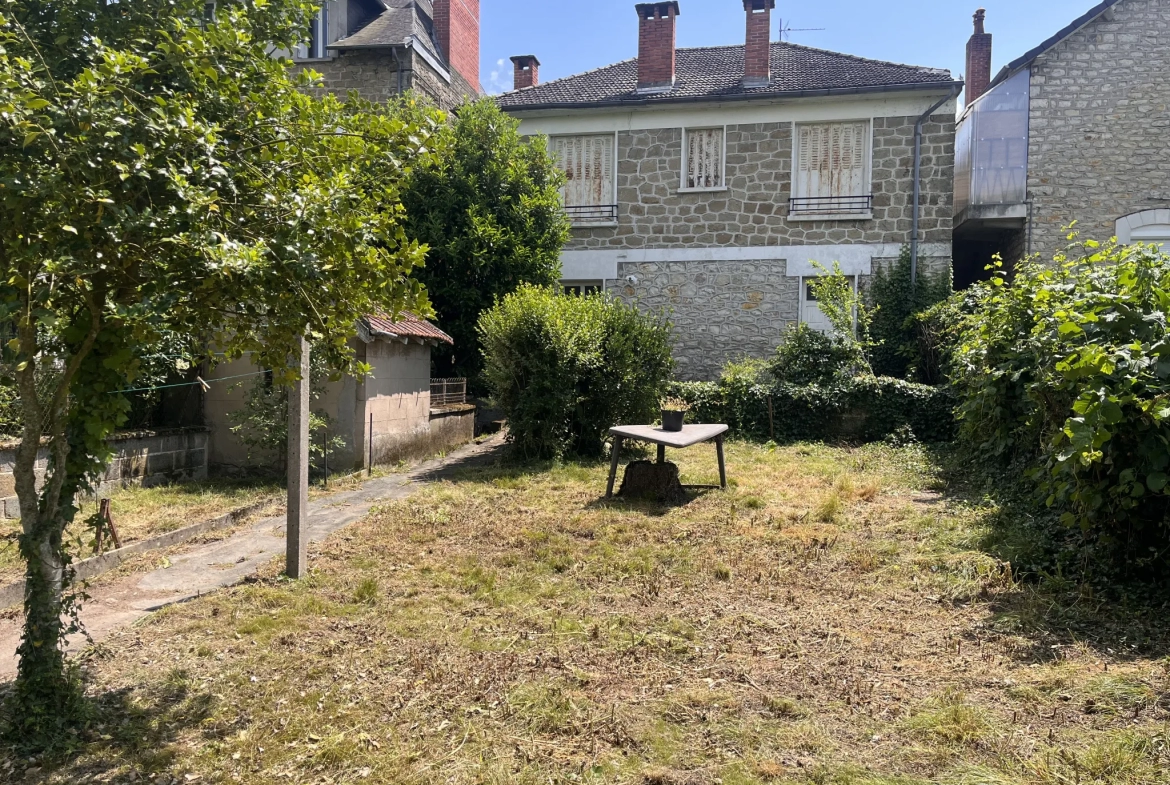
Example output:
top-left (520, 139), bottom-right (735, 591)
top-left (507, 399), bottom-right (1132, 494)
top-left (4, 440), bottom-right (1169, 784)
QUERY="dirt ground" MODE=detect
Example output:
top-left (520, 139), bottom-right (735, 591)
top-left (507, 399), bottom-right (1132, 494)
top-left (3, 440), bottom-right (1168, 784)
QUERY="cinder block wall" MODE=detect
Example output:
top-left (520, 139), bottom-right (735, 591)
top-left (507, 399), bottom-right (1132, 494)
top-left (0, 429), bottom-right (209, 519)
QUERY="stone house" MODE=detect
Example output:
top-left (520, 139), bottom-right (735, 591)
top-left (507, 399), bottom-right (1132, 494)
top-left (203, 315), bottom-right (474, 473)
top-left (290, 0), bottom-right (481, 109)
top-left (496, 1), bottom-right (962, 381)
top-left (952, 1), bottom-right (1170, 287)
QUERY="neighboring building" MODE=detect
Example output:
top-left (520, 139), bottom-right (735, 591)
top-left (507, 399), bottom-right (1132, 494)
top-left (204, 315), bottom-right (474, 472)
top-left (953, 1), bottom-right (1170, 287)
top-left (289, 0), bottom-right (482, 109)
top-left (497, 1), bottom-right (962, 380)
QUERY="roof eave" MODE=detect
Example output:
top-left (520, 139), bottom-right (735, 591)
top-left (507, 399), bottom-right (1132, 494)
top-left (498, 79), bottom-right (964, 114)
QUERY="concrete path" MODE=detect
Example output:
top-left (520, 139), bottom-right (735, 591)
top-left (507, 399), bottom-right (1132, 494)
top-left (0, 435), bottom-right (505, 680)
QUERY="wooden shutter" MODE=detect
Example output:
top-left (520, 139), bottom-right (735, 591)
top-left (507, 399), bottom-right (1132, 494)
top-left (555, 136), bottom-right (613, 206)
top-left (797, 122), bottom-right (868, 199)
top-left (686, 128), bottom-right (724, 189)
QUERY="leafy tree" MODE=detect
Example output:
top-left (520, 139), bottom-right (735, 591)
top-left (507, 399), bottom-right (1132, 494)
top-left (809, 261), bottom-right (875, 374)
top-left (866, 246), bottom-right (953, 381)
top-left (403, 98), bottom-right (570, 384)
top-left (0, 0), bottom-right (437, 747)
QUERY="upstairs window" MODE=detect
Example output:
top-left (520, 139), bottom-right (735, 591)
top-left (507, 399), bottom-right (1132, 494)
top-left (792, 121), bottom-right (871, 216)
top-left (682, 127), bottom-right (725, 190)
top-left (295, 5), bottom-right (329, 60)
top-left (554, 135), bottom-right (616, 224)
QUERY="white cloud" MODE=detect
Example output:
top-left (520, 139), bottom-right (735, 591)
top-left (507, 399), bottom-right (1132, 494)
top-left (486, 57), bottom-right (511, 95)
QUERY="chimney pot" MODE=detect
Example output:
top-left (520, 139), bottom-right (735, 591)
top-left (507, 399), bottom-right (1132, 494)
top-left (635, 2), bottom-right (681, 92)
top-left (742, 0), bottom-right (776, 88)
top-left (511, 55), bottom-right (540, 90)
top-left (965, 8), bottom-right (992, 106)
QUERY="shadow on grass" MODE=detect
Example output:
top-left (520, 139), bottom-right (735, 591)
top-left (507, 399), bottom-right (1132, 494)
top-left (924, 443), bottom-right (1170, 665)
top-left (0, 667), bottom-right (218, 780)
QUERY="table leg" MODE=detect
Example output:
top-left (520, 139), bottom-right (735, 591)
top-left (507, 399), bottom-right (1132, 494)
top-left (606, 436), bottom-right (623, 498)
top-left (657, 444), bottom-right (666, 465)
top-left (716, 435), bottom-right (727, 489)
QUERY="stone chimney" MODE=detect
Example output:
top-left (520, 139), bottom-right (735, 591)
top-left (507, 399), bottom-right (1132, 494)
top-left (965, 8), bottom-right (992, 106)
top-left (636, 2), bottom-right (681, 92)
top-left (743, 0), bottom-right (775, 87)
top-left (511, 55), bottom-right (540, 90)
top-left (433, 0), bottom-right (482, 91)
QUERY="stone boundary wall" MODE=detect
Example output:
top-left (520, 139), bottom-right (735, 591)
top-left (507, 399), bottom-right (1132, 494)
top-left (0, 428), bottom-right (209, 519)
top-left (370, 405), bottom-right (476, 468)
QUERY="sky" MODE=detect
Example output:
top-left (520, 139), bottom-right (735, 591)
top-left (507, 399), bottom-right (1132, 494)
top-left (480, 0), bottom-right (1101, 95)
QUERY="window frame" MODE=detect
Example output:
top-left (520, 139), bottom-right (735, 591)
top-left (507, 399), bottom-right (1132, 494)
top-left (294, 3), bottom-right (331, 61)
top-left (550, 132), bottom-right (620, 227)
top-left (678, 125), bottom-right (729, 193)
top-left (789, 118), bottom-right (874, 220)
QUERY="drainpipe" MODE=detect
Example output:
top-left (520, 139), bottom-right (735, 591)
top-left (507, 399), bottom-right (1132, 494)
top-left (391, 46), bottom-right (404, 95)
top-left (911, 84), bottom-right (963, 289)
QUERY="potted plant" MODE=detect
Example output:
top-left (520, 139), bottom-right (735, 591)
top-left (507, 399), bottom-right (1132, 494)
top-left (660, 397), bottom-right (690, 432)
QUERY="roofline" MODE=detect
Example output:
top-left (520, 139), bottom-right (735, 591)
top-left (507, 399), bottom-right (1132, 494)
top-left (989, 0), bottom-right (1122, 89)
top-left (498, 79), bottom-right (964, 114)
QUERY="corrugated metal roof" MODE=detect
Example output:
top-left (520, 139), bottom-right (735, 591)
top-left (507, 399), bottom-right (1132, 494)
top-left (496, 42), bottom-right (956, 111)
top-left (363, 314), bottom-right (453, 345)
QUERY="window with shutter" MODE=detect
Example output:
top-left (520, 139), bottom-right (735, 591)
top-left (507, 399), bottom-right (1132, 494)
top-left (553, 136), bottom-right (616, 223)
top-left (683, 128), bottom-right (725, 190)
top-left (793, 121), bottom-right (871, 215)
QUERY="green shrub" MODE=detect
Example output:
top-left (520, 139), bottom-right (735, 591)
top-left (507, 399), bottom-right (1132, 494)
top-left (866, 246), bottom-right (953, 381)
top-left (952, 238), bottom-right (1170, 577)
top-left (479, 285), bottom-right (673, 459)
top-left (769, 323), bottom-right (864, 386)
top-left (0, 382), bottom-right (17, 439)
top-left (669, 370), bottom-right (954, 445)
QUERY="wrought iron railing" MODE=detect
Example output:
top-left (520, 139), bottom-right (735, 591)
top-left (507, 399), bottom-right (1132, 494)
top-left (565, 204), bottom-right (619, 223)
top-left (789, 194), bottom-right (873, 215)
top-left (430, 378), bottom-right (467, 406)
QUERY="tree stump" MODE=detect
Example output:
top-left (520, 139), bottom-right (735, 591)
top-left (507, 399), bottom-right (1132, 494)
top-left (618, 461), bottom-right (687, 505)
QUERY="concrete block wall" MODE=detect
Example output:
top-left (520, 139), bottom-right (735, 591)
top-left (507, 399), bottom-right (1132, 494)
top-left (1025, 0), bottom-right (1170, 257)
top-left (0, 429), bottom-right (209, 519)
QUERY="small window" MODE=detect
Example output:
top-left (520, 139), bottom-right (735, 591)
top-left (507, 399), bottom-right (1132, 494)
top-left (295, 5), bottom-right (329, 60)
top-left (792, 121), bottom-right (871, 215)
top-left (683, 127), bottom-right (725, 190)
top-left (563, 281), bottom-right (603, 296)
top-left (553, 136), bottom-right (616, 224)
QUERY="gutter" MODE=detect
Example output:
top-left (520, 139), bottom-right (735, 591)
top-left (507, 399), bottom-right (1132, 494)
top-left (911, 83), bottom-right (964, 289)
top-left (497, 79), bottom-right (963, 115)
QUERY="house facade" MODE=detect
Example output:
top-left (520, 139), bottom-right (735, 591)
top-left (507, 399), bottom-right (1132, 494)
top-left (497, 1), bottom-right (961, 381)
top-left (290, 0), bottom-right (481, 110)
top-left (953, 0), bottom-right (1170, 286)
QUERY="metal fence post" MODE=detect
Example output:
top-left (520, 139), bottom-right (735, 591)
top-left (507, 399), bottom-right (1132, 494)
top-left (368, 411), bottom-right (374, 476)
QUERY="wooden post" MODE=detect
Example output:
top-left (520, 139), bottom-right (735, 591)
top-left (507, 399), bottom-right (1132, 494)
top-left (287, 335), bottom-right (310, 579)
top-left (657, 444), bottom-right (666, 465)
top-left (767, 395), bottom-right (775, 441)
top-left (368, 411), bottom-right (374, 476)
top-left (606, 437), bottom-right (624, 498)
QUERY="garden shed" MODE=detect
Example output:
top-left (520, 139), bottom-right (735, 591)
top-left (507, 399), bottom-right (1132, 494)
top-left (203, 314), bottom-right (474, 473)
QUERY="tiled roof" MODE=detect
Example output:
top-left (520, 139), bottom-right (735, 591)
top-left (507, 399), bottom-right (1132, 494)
top-left (330, 0), bottom-right (442, 63)
top-left (363, 314), bottom-right (453, 345)
top-left (496, 42), bottom-right (956, 111)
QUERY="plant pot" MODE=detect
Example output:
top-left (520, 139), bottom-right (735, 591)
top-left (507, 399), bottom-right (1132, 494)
top-left (661, 409), bottom-right (685, 432)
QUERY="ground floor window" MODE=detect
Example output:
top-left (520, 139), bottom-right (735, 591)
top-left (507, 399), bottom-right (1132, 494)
top-left (563, 280), bottom-right (604, 296)
top-left (800, 275), bottom-right (859, 334)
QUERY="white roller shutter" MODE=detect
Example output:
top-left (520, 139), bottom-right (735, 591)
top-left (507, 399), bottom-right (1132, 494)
top-left (555, 136), bottom-right (613, 207)
top-left (685, 128), bottom-right (724, 189)
top-left (796, 122), bottom-right (868, 200)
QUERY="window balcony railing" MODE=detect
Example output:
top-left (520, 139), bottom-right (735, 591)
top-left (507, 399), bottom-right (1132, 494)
top-left (789, 194), bottom-right (873, 216)
top-left (430, 378), bottom-right (467, 406)
top-left (565, 204), bottom-right (619, 224)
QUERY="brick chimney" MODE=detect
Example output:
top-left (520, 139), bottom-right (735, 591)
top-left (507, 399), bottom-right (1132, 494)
top-left (965, 8), bottom-right (992, 106)
top-left (636, 2), bottom-right (681, 92)
top-left (433, 0), bottom-right (481, 91)
top-left (743, 0), bottom-right (775, 87)
top-left (511, 55), bottom-right (540, 90)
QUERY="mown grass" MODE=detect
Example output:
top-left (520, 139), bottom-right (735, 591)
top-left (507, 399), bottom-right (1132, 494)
top-left (3, 439), bottom-right (1169, 784)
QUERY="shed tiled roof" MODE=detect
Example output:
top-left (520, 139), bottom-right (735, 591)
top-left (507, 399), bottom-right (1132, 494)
top-left (496, 42), bottom-right (956, 111)
top-left (363, 314), bottom-right (453, 345)
top-left (330, 0), bottom-right (442, 63)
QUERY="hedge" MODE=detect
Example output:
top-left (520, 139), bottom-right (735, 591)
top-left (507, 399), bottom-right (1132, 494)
top-left (670, 375), bottom-right (955, 444)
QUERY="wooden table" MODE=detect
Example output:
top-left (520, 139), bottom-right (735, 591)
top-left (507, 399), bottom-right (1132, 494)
top-left (606, 424), bottom-right (730, 498)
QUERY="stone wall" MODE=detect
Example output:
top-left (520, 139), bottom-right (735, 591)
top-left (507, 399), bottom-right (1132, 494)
top-left (1026, 0), bottom-right (1170, 256)
top-left (305, 48), bottom-right (479, 111)
top-left (0, 429), bottom-right (209, 519)
top-left (609, 260), bottom-right (800, 381)
top-left (566, 114), bottom-right (955, 251)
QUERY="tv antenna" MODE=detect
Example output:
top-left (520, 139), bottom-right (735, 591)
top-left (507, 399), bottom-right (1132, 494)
top-left (778, 18), bottom-right (826, 42)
